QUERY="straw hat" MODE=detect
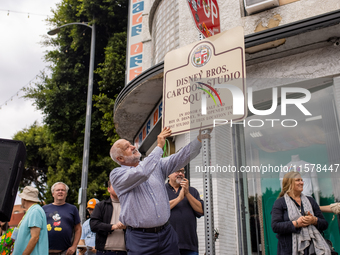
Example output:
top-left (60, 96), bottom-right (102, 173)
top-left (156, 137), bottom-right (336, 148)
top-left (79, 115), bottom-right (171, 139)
top-left (18, 186), bottom-right (40, 203)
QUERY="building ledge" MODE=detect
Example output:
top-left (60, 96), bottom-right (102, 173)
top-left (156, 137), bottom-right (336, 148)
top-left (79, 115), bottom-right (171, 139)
top-left (114, 9), bottom-right (340, 142)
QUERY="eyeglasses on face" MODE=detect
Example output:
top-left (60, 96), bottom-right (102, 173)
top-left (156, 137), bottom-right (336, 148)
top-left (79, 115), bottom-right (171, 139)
top-left (175, 170), bottom-right (186, 174)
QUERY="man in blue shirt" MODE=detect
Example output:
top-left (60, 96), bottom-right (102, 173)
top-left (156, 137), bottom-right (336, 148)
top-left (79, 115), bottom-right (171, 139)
top-left (12, 186), bottom-right (48, 255)
top-left (78, 198), bottom-right (99, 255)
top-left (43, 182), bottom-right (81, 255)
top-left (109, 127), bottom-right (206, 255)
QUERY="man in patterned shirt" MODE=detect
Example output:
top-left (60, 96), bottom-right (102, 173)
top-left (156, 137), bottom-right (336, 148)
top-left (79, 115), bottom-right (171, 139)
top-left (109, 127), bottom-right (207, 255)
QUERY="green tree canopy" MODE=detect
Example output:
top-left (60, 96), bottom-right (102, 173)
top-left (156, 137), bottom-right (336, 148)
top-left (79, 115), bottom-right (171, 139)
top-left (21, 0), bottom-right (127, 205)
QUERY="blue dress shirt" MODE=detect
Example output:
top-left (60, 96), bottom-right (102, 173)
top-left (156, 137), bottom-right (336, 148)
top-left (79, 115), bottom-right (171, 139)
top-left (110, 138), bottom-right (201, 228)
top-left (81, 218), bottom-right (96, 247)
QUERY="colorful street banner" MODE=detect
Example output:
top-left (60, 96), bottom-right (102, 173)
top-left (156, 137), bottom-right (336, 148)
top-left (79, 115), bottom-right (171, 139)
top-left (126, 0), bottom-right (144, 84)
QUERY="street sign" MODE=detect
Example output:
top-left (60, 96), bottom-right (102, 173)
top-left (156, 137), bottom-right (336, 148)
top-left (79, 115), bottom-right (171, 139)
top-left (186, 0), bottom-right (221, 38)
top-left (163, 27), bottom-right (246, 136)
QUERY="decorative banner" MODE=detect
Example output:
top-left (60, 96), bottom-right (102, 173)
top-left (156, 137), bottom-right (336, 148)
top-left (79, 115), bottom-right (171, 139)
top-left (163, 26), bottom-right (246, 136)
top-left (186, 0), bottom-right (221, 38)
top-left (126, 0), bottom-right (144, 84)
top-left (134, 101), bottom-right (163, 148)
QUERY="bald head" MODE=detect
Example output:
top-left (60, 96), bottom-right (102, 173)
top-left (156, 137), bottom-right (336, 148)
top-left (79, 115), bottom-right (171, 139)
top-left (110, 139), bottom-right (141, 166)
top-left (110, 139), bottom-right (126, 165)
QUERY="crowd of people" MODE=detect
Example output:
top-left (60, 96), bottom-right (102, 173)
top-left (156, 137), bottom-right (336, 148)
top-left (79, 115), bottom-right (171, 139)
top-left (1, 127), bottom-right (340, 255)
top-left (0, 127), bottom-right (206, 255)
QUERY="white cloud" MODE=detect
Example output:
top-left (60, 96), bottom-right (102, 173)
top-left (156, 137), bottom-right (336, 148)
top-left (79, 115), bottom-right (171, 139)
top-left (0, 0), bottom-right (60, 140)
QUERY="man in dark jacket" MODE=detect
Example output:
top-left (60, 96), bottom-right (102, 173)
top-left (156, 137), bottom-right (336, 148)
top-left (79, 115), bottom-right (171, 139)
top-left (90, 181), bottom-right (126, 255)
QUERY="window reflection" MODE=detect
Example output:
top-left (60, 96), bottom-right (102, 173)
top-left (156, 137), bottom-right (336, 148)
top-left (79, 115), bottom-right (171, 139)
top-left (244, 85), bottom-right (340, 254)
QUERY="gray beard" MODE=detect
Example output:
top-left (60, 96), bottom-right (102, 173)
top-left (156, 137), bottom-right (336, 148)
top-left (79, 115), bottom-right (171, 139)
top-left (124, 152), bottom-right (141, 165)
top-left (175, 177), bottom-right (183, 184)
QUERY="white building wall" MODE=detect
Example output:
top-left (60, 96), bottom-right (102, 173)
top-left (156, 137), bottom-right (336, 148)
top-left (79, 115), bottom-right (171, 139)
top-left (211, 125), bottom-right (238, 255)
top-left (178, 0), bottom-right (198, 47)
top-left (137, 1), bottom-right (340, 254)
top-left (247, 46), bottom-right (340, 82)
top-left (187, 124), bottom-right (238, 254)
top-left (241, 0), bottom-right (340, 34)
top-left (146, 0), bottom-right (340, 63)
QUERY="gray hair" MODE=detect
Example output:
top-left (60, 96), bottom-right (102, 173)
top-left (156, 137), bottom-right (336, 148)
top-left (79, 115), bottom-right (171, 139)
top-left (51, 182), bottom-right (69, 194)
top-left (110, 139), bottom-right (125, 165)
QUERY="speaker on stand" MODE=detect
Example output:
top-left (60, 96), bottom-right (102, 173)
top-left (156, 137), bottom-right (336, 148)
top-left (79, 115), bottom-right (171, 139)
top-left (0, 138), bottom-right (26, 221)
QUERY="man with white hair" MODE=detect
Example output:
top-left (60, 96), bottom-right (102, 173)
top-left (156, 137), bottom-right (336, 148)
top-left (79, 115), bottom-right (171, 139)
top-left (43, 182), bottom-right (81, 255)
top-left (12, 186), bottom-right (48, 255)
top-left (109, 127), bottom-right (207, 255)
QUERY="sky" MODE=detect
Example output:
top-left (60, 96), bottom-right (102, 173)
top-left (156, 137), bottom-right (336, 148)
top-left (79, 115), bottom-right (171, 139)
top-left (0, 0), bottom-right (61, 140)
top-left (1, 0), bottom-right (61, 204)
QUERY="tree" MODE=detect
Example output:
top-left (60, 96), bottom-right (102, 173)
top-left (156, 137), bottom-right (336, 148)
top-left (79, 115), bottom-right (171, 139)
top-left (13, 122), bottom-right (52, 201)
top-left (22, 0), bottom-right (128, 204)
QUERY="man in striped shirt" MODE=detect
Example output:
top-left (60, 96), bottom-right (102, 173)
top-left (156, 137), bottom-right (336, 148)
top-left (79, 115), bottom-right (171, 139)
top-left (109, 127), bottom-right (206, 255)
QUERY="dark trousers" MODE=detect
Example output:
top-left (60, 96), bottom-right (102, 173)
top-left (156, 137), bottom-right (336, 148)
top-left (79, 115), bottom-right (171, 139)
top-left (125, 224), bottom-right (180, 255)
top-left (96, 251), bottom-right (127, 255)
top-left (179, 250), bottom-right (198, 255)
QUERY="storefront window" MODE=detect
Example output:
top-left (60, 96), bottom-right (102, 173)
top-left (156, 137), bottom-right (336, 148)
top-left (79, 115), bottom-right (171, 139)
top-left (243, 84), bottom-right (340, 254)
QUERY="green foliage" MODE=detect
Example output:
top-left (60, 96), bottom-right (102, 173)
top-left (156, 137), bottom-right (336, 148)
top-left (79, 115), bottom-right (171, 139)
top-left (20, 0), bottom-right (127, 205)
top-left (13, 122), bottom-right (52, 201)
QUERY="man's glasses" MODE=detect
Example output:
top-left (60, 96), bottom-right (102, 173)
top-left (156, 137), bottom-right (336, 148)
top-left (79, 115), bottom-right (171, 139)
top-left (175, 170), bottom-right (186, 174)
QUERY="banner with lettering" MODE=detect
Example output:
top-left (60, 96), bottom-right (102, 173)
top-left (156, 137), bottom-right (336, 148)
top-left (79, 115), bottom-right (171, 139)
top-left (163, 27), bottom-right (246, 135)
top-left (126, 0), bottom-right (144, 84)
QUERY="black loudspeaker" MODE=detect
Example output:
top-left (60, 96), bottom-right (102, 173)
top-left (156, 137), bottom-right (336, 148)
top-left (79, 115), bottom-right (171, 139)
top-left (0, 139), bottom-right (26, 221)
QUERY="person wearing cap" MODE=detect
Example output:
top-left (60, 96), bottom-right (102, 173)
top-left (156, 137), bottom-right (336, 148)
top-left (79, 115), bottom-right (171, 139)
top-left (12, 186), bottom-right (49, 255)
top-left (90, 181), bottom-right (126, 255)
top-left (78, 198), bottom-right (99, 255)
top-left (43, 182), bottom-right (81, 255)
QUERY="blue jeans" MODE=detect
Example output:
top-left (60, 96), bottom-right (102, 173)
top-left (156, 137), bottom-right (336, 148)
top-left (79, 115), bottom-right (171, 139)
top-left (179, 250), bottom-right (198, 255)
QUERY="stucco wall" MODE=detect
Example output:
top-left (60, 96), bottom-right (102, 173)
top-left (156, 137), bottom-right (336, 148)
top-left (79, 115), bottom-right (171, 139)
top-left (247, 45), bottom-right (340, 90)
top-left (133, 1), bottom-right (340, 254)
top-left (188, 124), bottom-right (238, 254)
top-left (144, 0), bottom-right (340, 66)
